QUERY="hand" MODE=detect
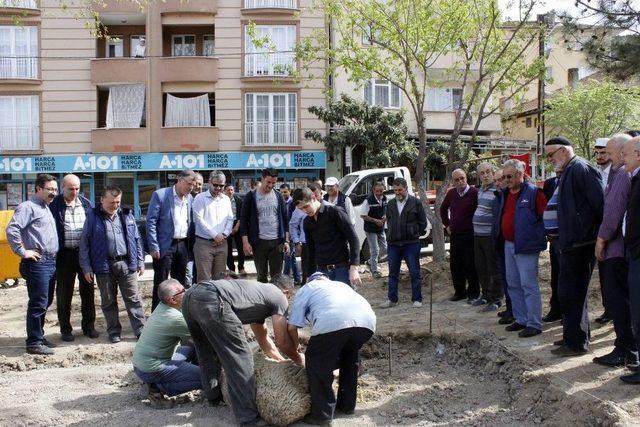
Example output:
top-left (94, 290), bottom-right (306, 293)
top-left (295, 243), bottom-right (302, 257)
top-left (294, 352), bottom-right (305, 367)
top-left (283, 242), bottom-right (290, 255)
top-left (243, 241), bottom-right (253, 256)
top-left (23, 249), bottom-right (41, 261)
top-left (595, 238), bottom-right (606, 262)
top-left (150, 251), bottom-right (160, 260)
top-left (232, 224), bottom-right (240, 235)
top-left (214, 234), bottom-right (225, 244)
top-left (349, 266), bottom-right (362, 287)
top-left (445, 226), bottom-right (451, 235)
top-left (138, 266), bottom-right (145, 276)
top-left (84, 272), bottom-right (94, 284)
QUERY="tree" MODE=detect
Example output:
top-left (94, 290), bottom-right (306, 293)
top-left (559, 1), bottom-right (640, 80)
top-left (296, 0), bottom-right (545, 261)
top-left (545, 80), bottom-right (640, 159)
top-left (304, 94), bottom-right (416, 168)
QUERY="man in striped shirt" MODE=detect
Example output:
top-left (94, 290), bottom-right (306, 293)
top-left (472, 162), bottom-right (503, 311)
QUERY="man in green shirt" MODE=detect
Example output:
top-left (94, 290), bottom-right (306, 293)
top-left (133, 279), bottom-right (201, 396)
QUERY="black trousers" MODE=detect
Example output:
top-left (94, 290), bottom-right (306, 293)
top-left (300, 243), bottom-right (312, 284)
top-left (56, 248), bottom-right (95, 334)
top-left (152, 239), bottom-right (189, 310)
top-left (602, 257), bottom-right (636, 353)
top-left (226, 225), bottom-right (245, 272)
top-left (450, 232), bottom-right (479, 299)
top-left (548, 241), bottom-right (561, 316)
top-left (558, 244), bottom-right (595, 351)
top-left (306, 327), bottom-right (373, 421)
top-left (253, 239), bottom-right (283, 283)
top-left (597, 261), bottom-right (609, 315)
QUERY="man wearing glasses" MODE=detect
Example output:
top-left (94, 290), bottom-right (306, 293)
top-left (7, 174), bottom-right (59, 355)
top-left (133, 278), bottom-right (201, 397)
top-left (192, 170), bottom-right (234, 282)
top-left (545, 136), bottom-right (604, 357)
top-left (147, 170), bottom-right (196, 310)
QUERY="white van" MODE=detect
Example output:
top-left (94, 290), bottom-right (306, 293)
top-left (337, 167), bottom-right (432, 261)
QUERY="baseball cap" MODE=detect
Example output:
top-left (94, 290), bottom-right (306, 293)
top-left (594, 138), bottom-right (608, 148)
top-left (325, 177), bottom-right (339, 186)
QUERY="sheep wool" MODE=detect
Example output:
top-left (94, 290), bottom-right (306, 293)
top-left (221, 350), bottom-right (311, 426)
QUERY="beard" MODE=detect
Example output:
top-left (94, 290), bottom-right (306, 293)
top-left (395, 194), bottom-right (406, 201)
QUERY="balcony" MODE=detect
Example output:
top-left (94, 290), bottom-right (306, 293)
top-left (91, 128), bottom-right (149, 153)
top-left (244, 52), bottom-right (295, 80)
top-left (0, 57), bottom-right (39, 83)
top-left (157, 0), bottom-right (216, 15)
top-left (245, 122), bottom-right (298, 147)
top-left (160, 127), bottom-right (219, 152)
top-left (158, 57), bottom-right (218, 83)
top-left (91, 58), bottom-right (147, 84)
top-left (0, 0), bottom-right (39, 14)
top-left (242, 0), bottom-right (298, 15)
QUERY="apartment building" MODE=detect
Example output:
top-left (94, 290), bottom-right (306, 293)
top-left (0, 0), bottom-right (326, 216)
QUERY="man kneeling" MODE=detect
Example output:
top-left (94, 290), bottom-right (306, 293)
top-left (133, 279), bottom-right (201, 396)
top-left (288, 272), bottom-right (376, 426)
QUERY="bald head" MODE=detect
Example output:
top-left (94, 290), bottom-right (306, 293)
top-left (622, 136), bottom-right (640, 173)
top-left (62, 174), bottom-right (81, 202)
top-left (606, 133), bottom-right (632, 167)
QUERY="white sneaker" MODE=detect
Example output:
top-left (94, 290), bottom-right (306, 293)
top-left (412, 301), bottom-right (423, 308)
top-left (379, 300), bottom-right (398, 309)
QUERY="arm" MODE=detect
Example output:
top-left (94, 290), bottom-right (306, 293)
top-left (417, 198), bottom-right (428, 236)
top-left (345, 196), bottom-right (356, 226)
top-left (440, 190), bottom-right (451, 227)
top-left (582, 165), bottom-right (605, 223)
top-left (250, 322), bottom-right (285, 362)
top-left (193, 195), bottom-right (217, 239)
top-left (272, 315), bottom-right (304, 366)
top-left (239, 192), bottom-right (252, 238)
top-left (6, 204), bottom-right (28, 258)
top-left (599, 174), bottom-right (631, 241)
top-left (336, 208), bottom-right (360, 266)
top-left (134, 215), bottom-right (145, 274)
top-left (289, 209), bottom-right (302, 243)
top-left (79, 217), bottom-right (94, 283)
top-left (304, 219), bottom-right (315, 267)
top-left (534, 189), bottom-right (547, 217)
top-left (222, 198), bottom-right (234, 237)
top-left (145, 191), bottom-right (161, 257)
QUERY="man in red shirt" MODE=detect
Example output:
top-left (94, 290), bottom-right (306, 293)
top-left (497, 159), bottom-right (547, 338)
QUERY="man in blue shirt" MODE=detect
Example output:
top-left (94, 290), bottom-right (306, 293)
top-left (287, 272), bottom-right (376, 425)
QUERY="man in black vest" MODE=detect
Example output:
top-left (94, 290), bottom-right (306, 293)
top-left (380, 177), bottom-right (427, 308)
top-left (360, 181), bottom-right (387, 278)
top-left (324, 176), bottom-right (355, 226)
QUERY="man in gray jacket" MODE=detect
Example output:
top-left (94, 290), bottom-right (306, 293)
top-left (380, 177), bottom-right (427, 308)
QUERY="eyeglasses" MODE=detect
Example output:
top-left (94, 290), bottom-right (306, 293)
top-left (546, 147), bottom-right (564, 159)
top-left (210, 184), bottom-right (224, 188)
top-left (172, 289), bottom-right (185, 298)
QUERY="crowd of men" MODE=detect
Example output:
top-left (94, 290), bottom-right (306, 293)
top-left (440, 132), bottom-right (640, 384)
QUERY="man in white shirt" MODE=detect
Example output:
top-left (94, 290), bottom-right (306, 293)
top-left (192, 170), bottom-right (234, 282)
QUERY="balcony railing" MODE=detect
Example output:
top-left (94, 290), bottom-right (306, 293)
top-left (244, 0), bottom-right (295, 8)
top-left (0, 126), bottom-right (39, 151)
top-left (245, 121), bottom-right (297, 146)
top-left (0, 57), bottom-right (38, 79)
top-left (244, 51), bottom-right (295, 77)
top-left (0, 0), bottom-right (38, 8)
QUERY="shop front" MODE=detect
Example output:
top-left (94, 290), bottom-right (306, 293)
top-left (0, 150), bottom-right (326, 219)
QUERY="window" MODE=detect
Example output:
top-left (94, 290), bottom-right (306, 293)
top-left (568, 68), bottom-right (579, 89)
top-left (203, 35), bottom-right (215, 57)
top-left (172, 35), bottom-right (196, 57)
top-left (164, 93), bottom-right (215, 127)
top-left (244, 25), bottom-right (295, 77)
top-left (106, 36), bottom-right (123, 58)
top-left (0, 25), bottom-right (38, 79)
top-left (363, 79), bottom-right (401, 108)
top-left (525, 117), bottom-right (532, 128)
top-left (0, 95), bottom-right (39, 150)
top-left (244, 0), bottom-right (295, 8)
top-left (130, 35), bottom-right (145, 58)
top-left (545, 66), bottom-right (553, 80)
top-left (245, 92), bottom-right (297, 146)
top-left (426, 88), bottom-right (463, 111)
top-left (351, 173), bottom-right (393, 205)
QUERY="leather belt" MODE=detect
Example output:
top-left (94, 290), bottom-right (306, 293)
top-left (318, 262), bottom-right (349, 270)
top-left (108, 255), bottom-right (127, 262)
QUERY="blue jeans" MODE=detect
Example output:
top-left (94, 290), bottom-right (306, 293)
top-left (504, 241), bottom-right (542, 330)
top-left (134, 345), bottom-right (202, 396)
top-left (20, 256), bottom-right (57, 347)
top-left (366, 232), bottom-right (387, 273)
top-left (317, 266), bottom-right (350, 286)
top-left (283, 251), bottom-right (300, 282)
top-left (387, 242), bottom-right (422, 303)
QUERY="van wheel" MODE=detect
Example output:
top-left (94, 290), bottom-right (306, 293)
top-left (360, 239), bottom-right (370, 263)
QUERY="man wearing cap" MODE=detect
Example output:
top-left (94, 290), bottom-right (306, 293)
top-left (594, 137), bottom-right (613, 324)
top-left (545, 136), bottom-right (604, 357)
top-left (323, 177), bottom-right (356, 226)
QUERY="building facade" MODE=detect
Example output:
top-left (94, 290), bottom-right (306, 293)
top-left (0, 0), bottom-right (327, 217)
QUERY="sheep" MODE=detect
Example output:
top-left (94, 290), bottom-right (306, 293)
top-left (221, 350), bottom-right (311, 426)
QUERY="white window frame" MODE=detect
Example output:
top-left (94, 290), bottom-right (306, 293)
top-left (0, 95), bottom-right (39, 151)
top-left (426, 87), bottom-right (463, 112)
top-left (245, 92), bottom-right (298, 146)
top-left (244, 25), bottom-right (296, 77)
top-left (172, 34), bottom-right (196, 57)
top-left (244, 0), bottom-right (295, 9)
top-left (0, 25), bottom-right (38, 79)
top-left (203, 34), bottom-right (215, 57)
top-left (363, 79), bottom-right (401, 109)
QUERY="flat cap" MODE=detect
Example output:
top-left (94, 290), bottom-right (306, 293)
top-left (545, 136), bottom-right (572, 146)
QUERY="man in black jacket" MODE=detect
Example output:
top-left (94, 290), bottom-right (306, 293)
top-left (380, 177), bottom-right (427, 308)
top-left (49, 174), bottom-right (98, 342)
top-left (620, 136), bottom-right (640, 383)
top-left (545, 136), bottom-right (604, 357)
top-left (224, 184), bottom-right (246, 275)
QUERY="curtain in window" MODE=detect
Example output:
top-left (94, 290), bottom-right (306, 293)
top-left (106, 84), bottom-right (145, 128)
top-left (0, 95), bottom-right (38, 150)
top-left (165, 94), bottom-right (211, 127)
top-left (245, 25), bottom-right (295, 76)
top-left (0, 26), bottom-right (37, 79)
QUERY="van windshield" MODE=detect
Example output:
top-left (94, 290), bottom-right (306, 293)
top-left (338, 175), bottom-right (358, 194)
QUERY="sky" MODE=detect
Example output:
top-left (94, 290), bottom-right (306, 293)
top-left (499, 0), bottom-right (580, 20)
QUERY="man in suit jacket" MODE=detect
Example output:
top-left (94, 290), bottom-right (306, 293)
top-left (146, 170), bottom-right (196, 310)
top-left (224, 183), bottom-right (246, 275)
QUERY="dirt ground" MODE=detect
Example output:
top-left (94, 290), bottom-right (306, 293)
top-left (0, 252), bottom-right (638, 426)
